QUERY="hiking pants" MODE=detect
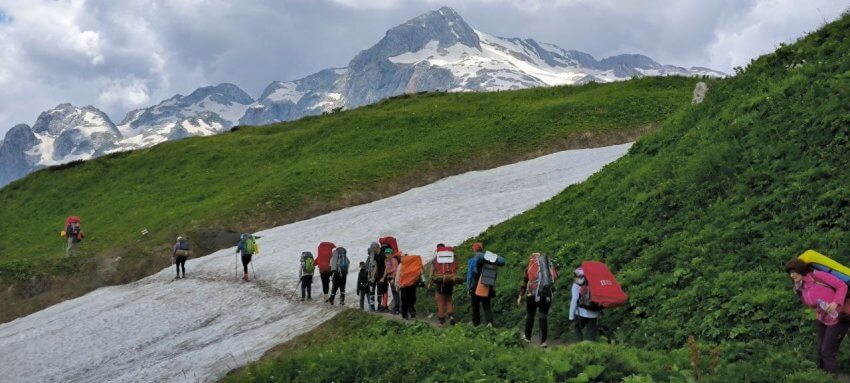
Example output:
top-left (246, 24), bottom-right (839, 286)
top-left (359, 289), bottom-right (367, 309)
top-left (300, 276), bottom-right (313, 299)
top-left (390, 280), bottom-right (400, 313)
top-left (525, 297), bottom-right (551, 343)
top-left (320, 272), bottom-right (332, 295)
top-left (330, 272), bottom-right (347, 304)
top-left (175, 255), bottom-right (187, 277)
top-left (435, 291), bottom-right (454, 320)
top-left (400, 286), bottom-right (417, 319)
top-left (241, 254), bottom-right (252, 274)
top-left (66, 237), bottom-right (78, 257)
top-left (574, 316), bottom-right (598, 342)
top-left (366, 282), bottom-right (376, 311)
top-left (816, 319), bottom-right (850, 373)
top-left (471, 295), bottom-right (493, 326)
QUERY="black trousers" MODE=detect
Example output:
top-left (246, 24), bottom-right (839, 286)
top-left (175, 256), bottom-right (187, 277)
top-left (525, 297), bottom-right (551, 342)
top-left (574, 316), bottom-right (598, 342)
top-left (241, 254), bottom-right (252, 274)
top-left (330, 272), bottom-right (347, 303)
top-left (320, 272), bottom-right (332, 295)
top-left (400, 286), bottom-right (417, 319)
top-left (300, 275), bottom-right (313, 299)
top-left (471, 295), bottom-right (493, 326)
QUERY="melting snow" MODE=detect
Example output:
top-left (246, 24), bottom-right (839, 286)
top-left (0, 144), bottom-right (631, 382)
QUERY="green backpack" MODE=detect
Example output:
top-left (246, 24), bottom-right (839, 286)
top-left (304, 257), bottom-right (315, 274)
top-left (245, 236), bottom-right (257, 254)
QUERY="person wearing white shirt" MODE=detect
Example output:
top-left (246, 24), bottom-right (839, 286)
top-left (569, 267), bottom-right (600, 341)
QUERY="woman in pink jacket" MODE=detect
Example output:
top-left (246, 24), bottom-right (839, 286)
top-left (786, 259), bottom-right (849, 374)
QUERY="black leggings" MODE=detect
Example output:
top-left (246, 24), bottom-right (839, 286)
top-left (175, 256), bottom-right (187, 277)
top-left (525, 297), bottom-right (551, 342)
top-left (331, 272), bottom-right (347, 298)
top-left (300, 276), bottom-right (313, 299)
top-left (320, 272), bottom-right (332, 295)
top-left (241, 254), bottom-right (252, 274)
top-left (574, 316), bottom-right (598, 342)
top-left (471, 295), bottom-right (493, 326)
top-left (400, 286), bottom-right (417, 319)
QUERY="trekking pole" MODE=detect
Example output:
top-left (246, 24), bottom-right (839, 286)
top-left (251, 261), bottom-right (258, 281)
top-left (235, 251), bottom-right (239, 281)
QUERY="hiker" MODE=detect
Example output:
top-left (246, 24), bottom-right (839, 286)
top-left (237, 234), bottom-right (259, 282)
top-left (395, 253), bottom-right (423, 319)
top-left (374, 245), bottom-right (390, 312)
top-left (385, 248), bottom-right (402, 314)
top-left (357, 262), bottom-right (369, 310)
top-left (171, 236), bottom-right (191, 279)
top-left (428, 244), bottom-right (459, 325)
top-left (63, 217), bottom-right (83, 257)
top-left (786, 258), bottom-right (849, 374)
top-left (365, 242), bottom-right (382, 311)
top-left (467, 242), bottom-right (505, 326)
top-left (317, 242), bottom-right (335, 300)
top-left (517, 253), bottom-right (558, 347)
top-left (569, 267), bottom-right (600, 341)
top-left (299, 252), bottom-right (315, 301)
top-left (328, 247), bottom-right (350, 305)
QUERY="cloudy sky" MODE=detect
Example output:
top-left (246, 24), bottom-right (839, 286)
top-left (0, 0), bottom-right (846, 136)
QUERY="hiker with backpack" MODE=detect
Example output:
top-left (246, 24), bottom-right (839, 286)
top-left (237, 234), bottom-right (259, 282)
top-left (467, 242), bottom-right (506, 326)
top-left (373, 244), bottom-right (390, 312)
top-left (569, 267), bottom-right (599, 341)
top-left (62, 216), bottom-right (84, 257)
top-left (517, 253), bottom-right (558, 347)
top-left (786, 258), bottom-right (850, 374)
top-left (385, 247), bottom-right (402, 314)
top-left (316, 242), bottom-right (335, 300)
top-left (395, 253), bottom-right (423, 319)
top-left (299, 252), bottom-right (315, 301)
top-left (357, 262), bottom-right (369, 310)
top-left (171, 236), bottom-right (191, 279)
top-left (328, 247), bottom-right (350, 305)
top-left (365, 242), bottom-right (382, 311)
top-left (428, 244), bottom-right (459, 325)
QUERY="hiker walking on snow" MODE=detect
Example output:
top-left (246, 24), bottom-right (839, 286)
top-left (786, 259), bottom-right (849, 374)
top-left (569, 267), bottom-right (599, 341)
top-left (316, 242), bottom-right (335, 300)
top-left (365, 242), bottom-right (382, 311)
top-left (467, 242), bottom-right (505, 326)
top-left (237, 234), bottom-right (259, 282)
top-left (299, 252), bottom-right (315, 301)
top-left (328, 247), bottom-right (350, 305)
top-left (385, 249), bottom-right (402, 315)
top-left (428, 244), bottom-right (459, 325)
top-left (518, 253), bottom-right (558, 347)
top-left (357, 262), bottom-right (369, 310)
top-left (374, 245), bottom-right (390, 312)
top-left (172, 236), bottom-right (191, 279)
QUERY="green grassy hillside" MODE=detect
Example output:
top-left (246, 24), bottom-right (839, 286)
top-left (452, 12), bottom-right (850, 352)
top-left (0, 77), bottom-right (696, 322)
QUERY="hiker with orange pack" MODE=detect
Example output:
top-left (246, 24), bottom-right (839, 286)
top-left (394, 253), bottom-right (423, 319)
top-left (385, 248), bottom-right (402, 315)
top-left (517, 253), bottom-right (558, 347)
top-left (428, 244), bottom-right (460, 325)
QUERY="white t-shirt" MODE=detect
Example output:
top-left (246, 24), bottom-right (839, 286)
top-left (569, 282), bottom-right (600, 320)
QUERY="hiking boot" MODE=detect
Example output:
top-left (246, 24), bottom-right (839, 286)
top-left (521, 335), bottom-right (531, 343)
top-left (449, 316), bottom-right (456, 325)
top-left (327, 295), bottom-right (335, 305)
top-left (438, 317), bottom-right (445, 325)
top-left (301, 297), bottom-right (305, 302)
top-left (174, 275), bottom-right (180, 280)
top-left (243, 273), bottom-right (250, 282)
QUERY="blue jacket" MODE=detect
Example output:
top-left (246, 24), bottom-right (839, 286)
top-left (466, 251), bottom-right (506, 293)
top-left (236, 237), bottom-right (247, 255)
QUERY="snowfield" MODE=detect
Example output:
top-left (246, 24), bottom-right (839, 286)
top-left (0, 144), bottom-right (630, 383)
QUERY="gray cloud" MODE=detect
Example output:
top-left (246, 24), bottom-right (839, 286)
top-left (0, 0), bottom-right (846, 136)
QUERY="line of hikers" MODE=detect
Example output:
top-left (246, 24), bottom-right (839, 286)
top-left (294, 236), bottom-right (627, 345)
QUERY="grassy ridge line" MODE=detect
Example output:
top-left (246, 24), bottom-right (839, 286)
top-left (220, 310), bottom-right (831, 383)
top-left (0, 77), bottom-right (694, 279)
top-left (407, 12), bottom-right (850, 358)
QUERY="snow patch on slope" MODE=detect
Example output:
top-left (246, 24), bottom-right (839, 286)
top-left (0, 144), bottom-right (631, 383)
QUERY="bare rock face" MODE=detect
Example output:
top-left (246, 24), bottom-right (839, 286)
top-left (692, 82), bottom-right (709, 104)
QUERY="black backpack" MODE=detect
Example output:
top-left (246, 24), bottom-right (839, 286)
top-left (178, 238), bottom-right (190, 251)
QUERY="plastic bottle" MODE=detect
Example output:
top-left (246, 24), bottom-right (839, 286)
top-left (818, 299), bottom-right (840, 319)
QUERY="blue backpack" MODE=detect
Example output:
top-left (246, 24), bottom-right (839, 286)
top-left (337, 247), bottom-right (350, 274)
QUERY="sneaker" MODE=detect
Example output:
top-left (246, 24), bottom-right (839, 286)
top-left (174, 276), bottom-right (180, 280)
top-left (521, 336), bottom-right (531, 343)
top-left (486, 323), bottom-right (493, 328)
top-left (449, 316), bottom-right (456, 326)
top-left (540, 342), bottom-right (548, 348)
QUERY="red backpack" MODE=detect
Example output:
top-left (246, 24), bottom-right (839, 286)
top-left (316, 242), bottom-right (335, 273)
top-left (432, 247), bottom-right (458, 283)
top-left (379, 236), bottom-right (399, 254)
top-left (580, 261), bottom-right (628, 309)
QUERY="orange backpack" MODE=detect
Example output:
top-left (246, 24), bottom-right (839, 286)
top-left (397, 255), bottom-right (423, 288)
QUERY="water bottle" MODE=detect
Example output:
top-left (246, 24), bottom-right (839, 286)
top-left (818, 299), bottom-right (840, 319)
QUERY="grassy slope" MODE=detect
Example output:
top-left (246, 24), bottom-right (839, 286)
top-left (222, 310), bottom-right (830, 383)
top-left (0, 77), bottom-right (696, 321)
top-left (224, 12), bottom-right (850, 382)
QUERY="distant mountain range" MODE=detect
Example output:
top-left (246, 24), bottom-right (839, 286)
top-left (0, 6), bottom-right (724, 187)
